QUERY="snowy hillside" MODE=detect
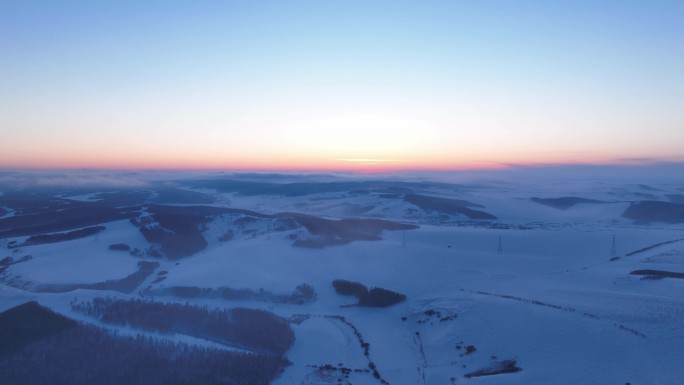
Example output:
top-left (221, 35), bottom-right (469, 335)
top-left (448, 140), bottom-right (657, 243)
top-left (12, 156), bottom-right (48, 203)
top-left (1, 169), bottom-right (684, 384)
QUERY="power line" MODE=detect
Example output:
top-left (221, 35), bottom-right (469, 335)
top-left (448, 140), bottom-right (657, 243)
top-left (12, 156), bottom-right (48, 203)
top-left (497, 235), bottom-right (503, 254)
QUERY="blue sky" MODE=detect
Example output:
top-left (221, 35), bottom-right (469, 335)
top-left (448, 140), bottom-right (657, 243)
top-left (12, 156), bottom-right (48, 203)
top-left (1, 0), bottom-right (683, 170)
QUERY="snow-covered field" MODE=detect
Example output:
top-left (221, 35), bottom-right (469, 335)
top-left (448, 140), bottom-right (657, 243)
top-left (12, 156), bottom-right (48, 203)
top-left (1, 171), bottom-right (684, 384)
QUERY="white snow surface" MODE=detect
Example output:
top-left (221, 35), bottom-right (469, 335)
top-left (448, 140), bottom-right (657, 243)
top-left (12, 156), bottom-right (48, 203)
top-left (1, 176), bottom-right (684, 385)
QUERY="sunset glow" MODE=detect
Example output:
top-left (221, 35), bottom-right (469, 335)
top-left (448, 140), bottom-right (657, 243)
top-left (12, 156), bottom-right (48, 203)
top-left (1, 1), bottom-right (683, 171)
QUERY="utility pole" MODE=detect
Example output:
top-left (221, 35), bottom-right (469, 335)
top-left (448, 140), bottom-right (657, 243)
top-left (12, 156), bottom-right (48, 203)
top-left (610, 234), bottom-right (617, 258)
top-left (497, 235), bottom-right (503, 254)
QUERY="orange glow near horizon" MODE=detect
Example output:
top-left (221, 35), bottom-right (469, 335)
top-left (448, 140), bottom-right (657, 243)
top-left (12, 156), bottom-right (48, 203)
top-left (3, 105), bottom-right (683, 173)
top-left (2, 147), bottom-right (679, 173)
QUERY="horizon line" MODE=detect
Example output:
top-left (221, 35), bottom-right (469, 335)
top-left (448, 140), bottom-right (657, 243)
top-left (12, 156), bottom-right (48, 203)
top-left (2, 159), bottom-right (684, 174)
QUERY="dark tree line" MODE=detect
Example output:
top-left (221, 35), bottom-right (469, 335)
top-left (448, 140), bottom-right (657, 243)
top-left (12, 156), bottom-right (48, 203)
top-left (154, 282), bottom-right (317, 305)
top-left (332, 279), bottom-right (406, 308)
top-left (332, 279), bottom-right (368, 298)
top-left (0, 301), bottom-right (285, 385)
top-left (323, 315), bottom-right (390, 385)
top-left (23, 261), bottom-right (159, 294)
top-left (0, 323), bottom-right (284, 385)
top-left (108, 243), bottom-right (131, 251)
top-left (20, 226), bottom-right (105, 247)
top-left (73, 297), bottom-right (294, 356)
top-left (359, 287), bottom-right (407, 307)
top-left (0, 301), bottom-right (75, 357)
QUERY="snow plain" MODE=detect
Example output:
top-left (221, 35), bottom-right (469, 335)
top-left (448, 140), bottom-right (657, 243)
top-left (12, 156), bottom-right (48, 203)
top-left (1, 173), bottom-right (683, 385)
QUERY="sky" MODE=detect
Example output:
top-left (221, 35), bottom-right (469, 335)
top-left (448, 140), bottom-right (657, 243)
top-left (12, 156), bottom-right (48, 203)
top-left (1, 0), bottom-right (683, 172)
